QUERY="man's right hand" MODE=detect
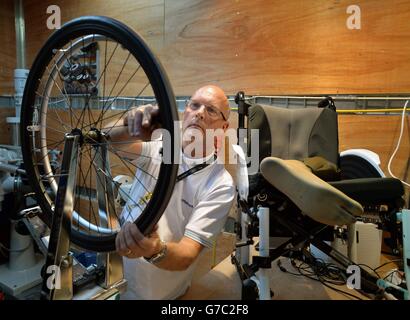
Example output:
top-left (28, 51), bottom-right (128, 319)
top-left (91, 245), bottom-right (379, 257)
top-left (125, 104), bottom-right (160, 141)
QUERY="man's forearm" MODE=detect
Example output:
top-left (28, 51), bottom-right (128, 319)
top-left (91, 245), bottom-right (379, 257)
top-left (153, 238), bottom-right (203, 271)
top-left (104, 118), bottom-right (128, 142)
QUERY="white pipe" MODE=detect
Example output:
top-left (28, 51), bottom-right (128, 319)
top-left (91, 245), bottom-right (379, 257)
top-left (9, 220), bottom-right (36, 271)
top-left (7, 68), bottom-right (29, 146)
top-left (14, 0), bottom-right (25, 69)
top-left (10, 0), bottom-right (27, 146)
top-left (240, 211), bottom-right (250, 265)
top-left (257, 207), bottom-right (271, 300)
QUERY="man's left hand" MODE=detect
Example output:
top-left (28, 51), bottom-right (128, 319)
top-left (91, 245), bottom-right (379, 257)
top-left (116, 222), bottom-right (162, 259)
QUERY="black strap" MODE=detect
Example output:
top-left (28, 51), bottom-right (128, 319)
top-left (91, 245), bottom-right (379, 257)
top-left (176, 154), bottom-right (217, 182)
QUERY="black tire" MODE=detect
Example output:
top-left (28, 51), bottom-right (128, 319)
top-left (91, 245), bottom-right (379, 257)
top-left (21, 16), bottom-right (179, 252)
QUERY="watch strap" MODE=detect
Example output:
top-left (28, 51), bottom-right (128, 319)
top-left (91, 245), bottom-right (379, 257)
top-left (144, 240), bottom-right (167, 264)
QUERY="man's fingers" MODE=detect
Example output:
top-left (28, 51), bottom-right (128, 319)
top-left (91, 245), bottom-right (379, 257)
top-left (143, 105), bottom-right (161, 129)
top-left (147, 225), bottom-right (159, 238)
top-left (124, 223), bottom-right (141, 253)
top-left (126, 109), bottom-right (136, 136)
top-left (132, 109), bottom-right (143, 136)
top-left (126, 104), bottom-right (160, 139)
top-left (116, 223), bottom-right (145, 257)
top-left (142, 105), bottom-right (153, 128)
top-left (129, 223), bottom-right (144, 242)
top-left (151, 105), bottom-right (160, 118)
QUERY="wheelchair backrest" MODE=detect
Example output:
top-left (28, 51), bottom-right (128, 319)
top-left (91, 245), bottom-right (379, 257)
top-left (248, 104), bottom-right (339, 166)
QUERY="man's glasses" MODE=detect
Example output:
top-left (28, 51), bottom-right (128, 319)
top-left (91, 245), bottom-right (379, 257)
top-left (186, 100), bottom-right (227, 121)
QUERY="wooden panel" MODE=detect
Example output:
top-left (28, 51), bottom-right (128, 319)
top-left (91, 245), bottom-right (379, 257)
top-left (16, 0), bottom-right (410, 96)
top-left (0, 0), bottom-right (16, 95)
top-left (164, 0), bottom-right (410, 95)
top-left (339, 114), bottom-right (410, 184)
top-left (24, 0), bottom-right (164, 70)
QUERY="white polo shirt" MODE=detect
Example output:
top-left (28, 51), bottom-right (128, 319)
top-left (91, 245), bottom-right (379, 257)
top-left (120, 141), bottom-right (235, 300)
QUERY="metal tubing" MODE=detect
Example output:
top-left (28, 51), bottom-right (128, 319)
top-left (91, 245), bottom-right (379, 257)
top-left (14, 0), bottom-right (26, 69)
top-left (239, 211), bottom-right (250, 265)
top-left (257, 207), bottom-right (270, 300)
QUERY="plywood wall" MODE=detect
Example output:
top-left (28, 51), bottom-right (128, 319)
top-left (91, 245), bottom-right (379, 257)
top-left (5, 0), bottom-right (409, 96)
top-left (0, 0), bottom-right (16, 95)
top-left (163, 0), bottom-right (410, 95)
top-left (339, 114), bottom-right (410, 183)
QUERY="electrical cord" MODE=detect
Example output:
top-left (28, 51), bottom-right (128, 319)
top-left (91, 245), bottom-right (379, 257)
top-left (278, 252), bottom-right (407, 300)
top-left (387, 100), bottom-right (410, 187)
top-left (373, 259), bottom-right (403, 272)
top-left (356, 263), bottom-right (382, 279)
top-left (298, 259), bottom-right (363, 300)
top-left (277, 257), bottom-right (364, 300)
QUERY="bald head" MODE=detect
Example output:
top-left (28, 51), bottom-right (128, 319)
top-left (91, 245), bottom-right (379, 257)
top-left (182, 85), bottom-right (230, 157)
top-left (190, 85), bottom-right (230, 120)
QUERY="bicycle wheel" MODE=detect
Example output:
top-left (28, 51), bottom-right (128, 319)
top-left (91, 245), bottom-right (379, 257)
top-left (21, 16), bottom-right (179, 252)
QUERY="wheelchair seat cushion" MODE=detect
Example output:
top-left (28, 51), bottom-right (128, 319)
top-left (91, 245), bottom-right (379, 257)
top-left (329, 178), bottom-right (404, 205)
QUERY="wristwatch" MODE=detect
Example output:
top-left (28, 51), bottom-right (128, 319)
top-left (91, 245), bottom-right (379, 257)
top-left (144, 240), bottom-right (167, 264)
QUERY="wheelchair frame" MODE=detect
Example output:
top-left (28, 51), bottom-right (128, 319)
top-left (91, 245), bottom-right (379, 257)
top-left (231, 91), bottom-right (409, 300)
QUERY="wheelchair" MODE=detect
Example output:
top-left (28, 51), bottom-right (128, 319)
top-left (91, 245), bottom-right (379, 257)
top-left (231, 92), bottom-right (408, 300)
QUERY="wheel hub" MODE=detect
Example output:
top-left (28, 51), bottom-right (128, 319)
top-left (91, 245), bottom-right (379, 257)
top-left (69, 127), bottom-right (107, 145)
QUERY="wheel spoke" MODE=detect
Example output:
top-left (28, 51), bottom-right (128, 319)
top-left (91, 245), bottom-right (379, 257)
top-left (99, 81), bottom-right (150, 136)
top-left (94, 57), bottom-right (139, 128)
top-left (80, 145), bottom-right (145, 218)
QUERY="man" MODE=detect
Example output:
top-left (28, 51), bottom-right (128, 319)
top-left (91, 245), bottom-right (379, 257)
top-left (110, 85), bottom-right (235, 299)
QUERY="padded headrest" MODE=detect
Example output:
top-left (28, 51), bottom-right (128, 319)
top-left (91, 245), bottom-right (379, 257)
top-left (248, 104), bottom-right (339, 165)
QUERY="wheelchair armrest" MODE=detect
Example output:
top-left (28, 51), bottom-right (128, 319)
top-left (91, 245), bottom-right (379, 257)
top-left (329, 178), bottom-right (404, 205)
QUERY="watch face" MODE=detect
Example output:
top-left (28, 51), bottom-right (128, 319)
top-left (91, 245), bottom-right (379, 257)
top-left (149, 241), bottom-right (167, 264)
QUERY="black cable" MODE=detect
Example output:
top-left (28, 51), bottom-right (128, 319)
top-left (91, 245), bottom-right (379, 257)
top-left (277, 256), bottom-right (363, 300)
top-left (296, 260), bottom-right (362, 299)
top-left (279, 247), bottom-right (406, 300)
top-left (277, 259), bottom-right (307, 276)
top-left (356, 263), bottom-right (381, 279)
top-left (373, 259), bottom-right (403, 272)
